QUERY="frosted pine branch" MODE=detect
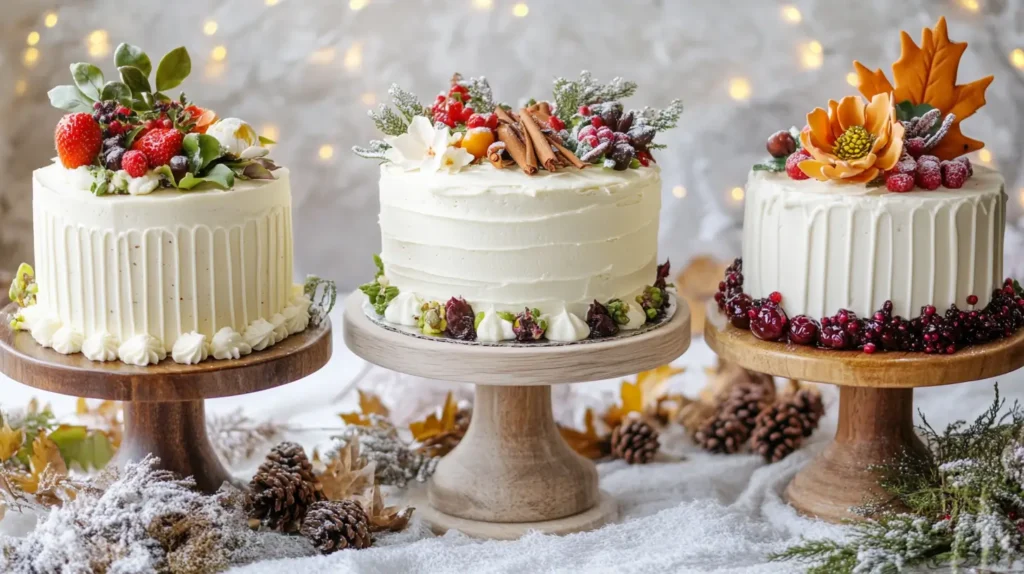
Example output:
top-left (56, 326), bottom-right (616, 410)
top-left (368, 105), bottom-right (407, 137)
top-left (552, 71), bottom-right (638, 122)
top-left (353, 140), bottom-right (390, 160)
top-left (387, 84), bottom-right (429, 122)
top-left (634, 99), bottom-right (685, 132)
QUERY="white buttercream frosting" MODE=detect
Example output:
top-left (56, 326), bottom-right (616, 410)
top-left (127, 172), bottom-right (161, 196)
top-left (383, 291), bottom-right (423, 326)
top-left (82, 331), bottom-right (119, 362)
top-left (378, 163), bottom-right (661, 318)
top-left (18, 305), bottom-right (47, 331)
top-left (475, 308), bottom-right (516, 342)
top-left (270, 313), bottom-right (289, 342)
top-left (617, 299), bottom-right (649, 331)
top-left (51, 326), bottom-right (84, 355)
top-left (211, 327), bottom-right (251, 360)
top-left (171, 332), bottom-right (210, 365)
top-left (743, 167), bottom-right (1006, 318)
top-left (541, 309), bottom-right (589, 342)
top-left (118, 334), bottom-right (166, 366)
top-left (282, 304), bottom-right (310, 335)
top-left (31, 315), bottom-right (62, 348)
top-left (243, 319), bottom-right (278, 351)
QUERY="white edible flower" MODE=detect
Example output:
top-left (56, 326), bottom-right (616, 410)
top-left (111, 170), bottom-right (131, 193)
top-left (127, 172), bottom-right (160, 196)
top-left (239, 145), bottom-right (269, 159)
top-left (207, 118), bottom-right (258, 156)
top-left (384, 116), bottom-right (468, 174)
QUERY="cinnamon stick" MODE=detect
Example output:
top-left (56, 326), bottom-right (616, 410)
top-left (494, 106), bottom-right (516, 126)
top-left (523, 123), bottom-right (538, 172)
top-left (520, 109), bottom-right (558, 171)
top-left (546, 133), bottom-right (587, 169)
top-left (496, 124), bottom-right (535, 175)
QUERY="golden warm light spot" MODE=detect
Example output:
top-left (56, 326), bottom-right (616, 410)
top-left (309, 47), bottom-right (336, 65)
top-left (978, 149), bottom-right (992, 164)
top-left (672, 185), bottom-right (687, 199)
top-left (846, 72), bottom-right (861, 87)
top-left (344, 43), bottom-right (363, 70)
top-left (781, 5), bottom-right (802, 23)
top-left (23, 48), bottom-right (40, 67)
top-left (262, 125), bottom-right (280, 142)
top-left (27, 31), bottom-right (40, 46)
top-left (87, 30), bottom-right (110, 58)
top-left (15, 79), bottom-right (28, 96)
top-left (513, 3), bottom-right (529, 17)
top-left (731, 187), bottom-right (745, 201)
top-left (211, 45), bottom-right (227, 62)
top-left (361, 92), bottom-right (377, 106)
top-left (472, 0), bottom-right (493, 9)
top-left (350, 0), bottom-right (369, 9)
top-left (44, 12), bottom-right (58, 28)
top-left (1011, 49), bottom-right (1024, 70)
top-left (319, 145), bottom-right (335, 160)
top-left (203, 20), bottom-right (218, 36)
top-left (958, 0), bottom-right (980, 12)
top-left (728, 77), bottom-right (751, 101)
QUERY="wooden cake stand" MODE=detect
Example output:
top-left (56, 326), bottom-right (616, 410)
top-left (343, 294), bottom-right (691, 539)
top-left (0, 302), bottom-right (332, 493)
top-left (704, 301), bottom-right (1024, 522)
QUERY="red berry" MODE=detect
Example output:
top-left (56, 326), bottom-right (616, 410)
top-left (448, 100), bottom-right (463, 119)
top-left (460, 106), bottom-right (475, 122)
top-left (93, 102), bottom-right (103, 110)
top-left (636, 150), bottom-right (652, 167)
top-left (967, 294), bottom-right (979, 306)
top-left (916, 162), bottom-right (942, 191)
top-left (584, 135), bottom-right (600, 148)
top-left (905, 137), bottom-right (927, 159)
top-left (55, 112), bottom-right (104, 169)
top-left (116, 106), bottom-right (131, 116)
top-left (578, 105), bottom-right (591, 116)
top-left (485, 113), bottom-right (499, 130)
top-left (924, 305), bottom-right (936, 316)
top-left (788, 315), bottom-right (819, 345)
top-left (465, 114), bottom-right (486, 129)
top-left (121, 150), bottom-right (149, 177)
top-left (955, 156), bottom-right (973, 176)
top-left (548, 115), bottom-right (565, 131)
top-left (596, 127), bottom-right (614, 142)
top-left (895, 157), bottom-right (917, 175)
top-left (449, 84), bottom-right (469, 98)
top-left (108, 120), bottom-right (123, 135)
top-left (131, 128), bottom-right (184, 167)
top-left (886, 173), bottom-right (915, 193)
top-left (750, 303), bottom-right (788, 342)
top-left (578, 125), bottom-right (597, 140)
top-left (591, 116), bottom-right (604, 128)
top-left (940, 160), bottom-right (968, 189)
top-left (863, 342), bottom-right (877, 354)
top-left (769, 291), bottom-right (782, 304)
top-left (785, 150), bottom-right (811, 180)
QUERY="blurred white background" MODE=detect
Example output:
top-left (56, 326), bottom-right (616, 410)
top-left (1, 0), bottom-right (1022, 288)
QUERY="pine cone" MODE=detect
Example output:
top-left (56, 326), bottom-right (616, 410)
top-left (247, 461), bottom-right (320, 531)
top-left (300, 500), bottom-right (372, 554)
top-left (694, 415), bottom-right (749, 454)
top-left (785, 389), bottom-right (825, 436)
top-left (750, 404), bottom-right (807, 463)
top-left (264, 441), bottom-right (318, 484)
top-left (719, 384), bottom-right (773, 432)
top-left (611, 419), bottom-right (659, 464)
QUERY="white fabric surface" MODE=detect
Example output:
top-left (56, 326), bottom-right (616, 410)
top-left (2, 296), bottom-right (1023, 573)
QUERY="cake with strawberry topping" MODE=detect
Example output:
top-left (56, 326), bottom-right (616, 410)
top-left (7, 44), bottom-right (325, 367)
top-left (717, 18), bottom-right (1022, 354)
top-left (355, 73), bottom-right (682, 343)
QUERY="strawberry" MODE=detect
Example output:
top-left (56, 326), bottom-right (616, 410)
top-left (121, 150), bottom-right (149, 178)
top-left (785, 150), bottom-right (812, 180)
top-left (132, 128), bottom-right (184, 167)
top-left (55, 112), bottom-right (103, 169)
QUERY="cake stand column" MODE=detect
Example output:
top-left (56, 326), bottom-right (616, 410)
top-left (429, 385), bottom-right (598, 522)
top-left (784, 386), bottom-right (928, 520)
top-left (114, 400), bottom-right (234, 493)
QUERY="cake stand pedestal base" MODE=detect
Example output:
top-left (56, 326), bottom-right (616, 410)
top-left (704, 300), bottom-right (1024, 523)
top-left (344, 294), bottom-right (691, 538)
top-left (0, 303), bottom-right (332, 493)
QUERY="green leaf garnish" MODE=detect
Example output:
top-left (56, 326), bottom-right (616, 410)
top-left (113, 43), bottom-right (152, 77)
top-left (71, 63), bottom-right (104, 101)
top-left (752, 157), bottom-right (787, 172)
top-left (122, 126), bottom-right (144, 150)
top-left (182, 133), bottom-right (224, 173)
top-left (895, 100), bottom-right (937, 124)
top-left (154, 47), bottom-right (191, 92)
top-left (118, 65), bottom-right (151, 96)
top-left (497, 311), bottom-right (516, 323)
top-left (49, 425), bottom-right (115, 471)
top-left (258, 135), bottom-right (276, 146)
top-left (176, 163), bottom-right (234, 190)
top-left (47, 85), bottom-right (94, 112)
top-left (100, 81), bottom-right (132, 106)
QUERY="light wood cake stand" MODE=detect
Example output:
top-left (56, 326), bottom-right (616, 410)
top-left (704, 300), bottom-right (1024, 523)
top-left (343, 294), bottom-right (691, 539)
top-left (0, 302), bottom-right (332, 493)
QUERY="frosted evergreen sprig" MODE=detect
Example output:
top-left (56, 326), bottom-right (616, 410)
top-left (303, 275), bottom-right (337, 326)
top-left (352, 139), bottom-right (390, 160)
top-left (632, 99), bottom-right (685, 132)
top-left (368, 104), bottom-right (407, 137)
top-left (387, 84), bottom-right (429, 123)
top-left (452, 73), bottom-right (495, 112)
top-left (358, 254), bottom-right (398, 315)
top-left (552, 71), bottom-right (638, 123)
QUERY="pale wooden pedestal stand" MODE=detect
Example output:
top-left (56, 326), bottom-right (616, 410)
top-left (704, 301), bottom-right (1024, 523)
top-left (343, 294), bottom-right (691, 539)
top-left (0, 302), bottom-right (332, 493)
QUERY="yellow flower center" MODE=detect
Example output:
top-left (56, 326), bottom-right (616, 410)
top-left (832, 125), bottom-right (875, 161)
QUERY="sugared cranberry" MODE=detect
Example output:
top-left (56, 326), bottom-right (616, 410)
top-left (819, 323), bottom-right (853, 349)
top-left (923, 305), bottom-right (936, 316)
top-left (578, 105), bottom-right (591, 116)
top-left (967, 294), bottom-right (978, 306)
top-left (863, 342), bottom-right (877, 354)
top-left (788, 315), bottom-right (819, 345)
top-left (591, 116), bottom-right (604, 128)
top-left (750, 302), bottom-right (788, 342)
top-left (769, 291), bottom-right (783, 304)
top-left (726, 294), bottom-right (754, 329)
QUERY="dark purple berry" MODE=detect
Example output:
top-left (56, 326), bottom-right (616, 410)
top-left (788, 315), bottom-right (819, 345)
top-left (169, 155), bottom-right (189, 181)
top-left (750, 302), bottom-right (788, 341)
top-left (727, 293), bottom-right (754, 329)
top-left (587, 300), bottom-right (619, 338)
top-left (104, 147), bottom-right (125, 171)
top-left (444, 297), bottom-right (476, 341)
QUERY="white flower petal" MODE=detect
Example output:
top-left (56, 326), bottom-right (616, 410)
top-left (390, 133), bottom-right (428, 162)
top-left (408, 116), bottom-right (436, 147)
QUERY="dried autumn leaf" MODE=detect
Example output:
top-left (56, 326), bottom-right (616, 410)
top-left (11, 431), bottom-right (68, 494)
top-left (365, 484), bottom-right (414, 533)
top-left (604, 365), bottom-right (684, 428)
top-left (559, 408), bottom-right (609, 460)
top-left (853, 16), bottom-right (993, 159)
top-left (409, 392), bottom-right (458, 442)
top-left (339, 389), bottom-right (391, 427)
top-left (319, 436), bottom-right (375, 504)
top-left (0, 421), bottom-right (24, 461)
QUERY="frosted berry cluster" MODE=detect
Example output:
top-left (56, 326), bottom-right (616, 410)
top-left (715, 259), bottom-right (1024, 354)
top-left (49, 44), bottom-right (277, 195)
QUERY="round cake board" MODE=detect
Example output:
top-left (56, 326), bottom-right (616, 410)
top-left (704, 300), bottom-right (1024, 523)
top-left (0, 302), bottom-right (332, 492)
top-left (343, 293), bottom-right (691, 538)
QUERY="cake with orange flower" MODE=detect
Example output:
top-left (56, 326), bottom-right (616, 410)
top-left (5, 44), bottom-right (334, 367)
top-left (715, 17), bottom-right (1021, 354)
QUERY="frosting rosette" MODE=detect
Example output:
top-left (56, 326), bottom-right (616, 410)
top-left (798, 93), bottom-right (905, 184)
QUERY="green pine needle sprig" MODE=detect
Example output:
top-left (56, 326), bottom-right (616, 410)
top-left (552, 71), bottom-right (638, 123)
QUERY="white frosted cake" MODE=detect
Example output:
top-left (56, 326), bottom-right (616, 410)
top-left (742, 166), bottom-right (1005, 319)
top-left (716, 18), bottom-right (1023, 354)
top-left (8, 44), bottom-right (318, 366)
top-left (355, 73), bottom-right (682, 343)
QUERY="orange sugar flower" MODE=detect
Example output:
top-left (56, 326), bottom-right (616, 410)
top-left (185, 105), bottom-right (218, 134)
top-left (798, 92), bottom-right (905, 184)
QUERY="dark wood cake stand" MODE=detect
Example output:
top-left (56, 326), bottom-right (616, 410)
top-left (704, 301), bottom-right (1024, 522)
top-left (0, 302), bottom-right (332, 492)
top-left (344, 294), bottom-right (691, 539)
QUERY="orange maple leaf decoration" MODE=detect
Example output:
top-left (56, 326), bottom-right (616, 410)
top-left (339, 389), bottom-right (391, 427)
top-left (853, 16), bottom-right (993, 160)
top-left (408, 392), bottom-right (458, 442)
top-left (558, 408), bottom-right (608, 460)
top-left (602, 365), bottom-right (685, 429)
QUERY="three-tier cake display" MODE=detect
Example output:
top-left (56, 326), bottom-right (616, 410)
top-left (355, 72), bottom-right (683, 345)
top-left (6, 44), bottom-right (321, 367)
top-left (714, 17), bottom-right (1022, 354)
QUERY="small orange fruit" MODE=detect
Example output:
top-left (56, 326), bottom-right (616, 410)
top-left (461, 128), bottom-right (495, 159)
